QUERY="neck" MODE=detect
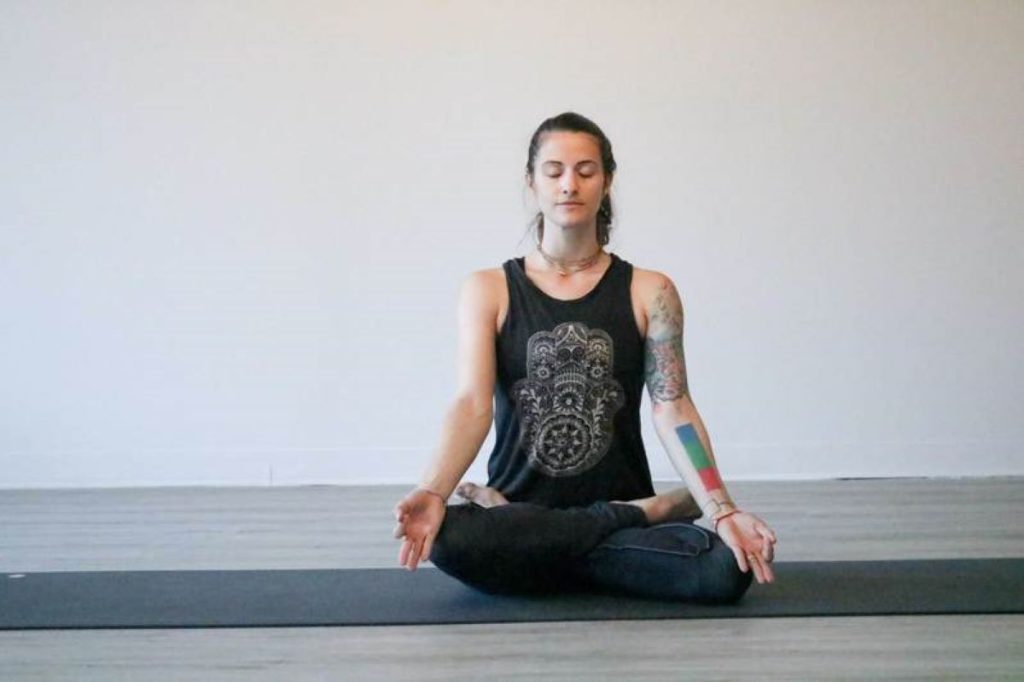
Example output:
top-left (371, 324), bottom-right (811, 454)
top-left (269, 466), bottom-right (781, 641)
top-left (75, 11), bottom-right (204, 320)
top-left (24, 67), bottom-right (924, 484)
top-left (535, 224), bottom-right (605, 277)
top-left (538, 223), bottom-right (601, 262)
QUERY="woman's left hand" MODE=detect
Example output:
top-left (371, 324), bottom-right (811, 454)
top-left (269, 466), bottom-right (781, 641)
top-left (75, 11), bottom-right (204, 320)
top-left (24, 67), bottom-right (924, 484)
top-left (715, 511), bottom-right (778, 584)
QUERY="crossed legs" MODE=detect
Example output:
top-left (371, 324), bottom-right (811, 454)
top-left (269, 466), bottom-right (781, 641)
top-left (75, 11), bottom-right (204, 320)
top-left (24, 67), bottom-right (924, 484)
top-left (429, 484), bottom-right (753, 603)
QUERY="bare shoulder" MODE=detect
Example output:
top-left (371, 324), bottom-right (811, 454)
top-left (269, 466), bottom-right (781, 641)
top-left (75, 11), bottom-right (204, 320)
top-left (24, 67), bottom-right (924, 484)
top-left (458, 267), bottom-right (508, 329)
top-left (632, 266), bottom-right (677, 296)
top-left (462, 266), bottom-right (503, 287)
top-left (461, 267), bottom-right (505, 301)
top-left (631, 267), bottom-right (684, 323)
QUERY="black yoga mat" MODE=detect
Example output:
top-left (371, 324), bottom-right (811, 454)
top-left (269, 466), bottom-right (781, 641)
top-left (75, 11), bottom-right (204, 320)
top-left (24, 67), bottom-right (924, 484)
top-left (2, 559), bottom-right (1022, 630)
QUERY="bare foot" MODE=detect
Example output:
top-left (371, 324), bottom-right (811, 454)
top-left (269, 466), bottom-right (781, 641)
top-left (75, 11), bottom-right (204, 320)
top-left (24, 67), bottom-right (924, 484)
top-left (455, 482), bottom-right (510, 508)
top-left (622, 488), bottom-right (701, 525)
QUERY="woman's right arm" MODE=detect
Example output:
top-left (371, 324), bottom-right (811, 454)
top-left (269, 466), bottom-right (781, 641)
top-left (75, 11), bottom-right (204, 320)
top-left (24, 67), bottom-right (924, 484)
top-left (393, 270), bottom-right (500, 570)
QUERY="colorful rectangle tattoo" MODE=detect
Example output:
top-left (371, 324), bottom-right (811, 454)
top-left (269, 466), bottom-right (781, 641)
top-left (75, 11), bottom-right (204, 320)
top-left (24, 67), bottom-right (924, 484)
top-left (675, 423), bottom-right (724, 491)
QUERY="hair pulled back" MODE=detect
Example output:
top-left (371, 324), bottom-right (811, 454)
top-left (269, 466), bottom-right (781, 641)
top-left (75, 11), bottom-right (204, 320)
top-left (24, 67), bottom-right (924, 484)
top-left (526, 112), bottom-right (617, 246)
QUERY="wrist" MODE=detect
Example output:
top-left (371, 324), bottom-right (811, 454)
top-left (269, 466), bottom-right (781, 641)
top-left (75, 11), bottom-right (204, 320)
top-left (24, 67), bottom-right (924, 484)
top-left (711, 507), bottom-right (741, 531)
top-left (415, 486), bottom-right (447, 503)
top-left (701, 497), bottom-right (736, 516)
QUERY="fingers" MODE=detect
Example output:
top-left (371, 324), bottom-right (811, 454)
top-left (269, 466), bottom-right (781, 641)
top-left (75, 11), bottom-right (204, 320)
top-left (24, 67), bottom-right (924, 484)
top-left (725, 530), bottom-right (761, 582)
top-left (748, 554), bottom-right (766, 583)
top-left (422, 532), bottom-right (435, 565)
top-left (732, 541), bottom-right (774, 584)
top-left (757, 527), bottom-right (775, 563)
top-left (744, 518), bottom-right (777, 564)
top-left (755, 554), bottom-right (774, 583)
top-left (393, 497), bottom-right (425, 569)
top-left (724, 519), bottom-right (777, 584)
top-left (392, 502), bottom-right (408, 539)
top-left (398, 537), bottom-right (421, 570)
top-left (393, 501), bottom-right (412, 540)
top-left (396, 533), bottom-right (435, 570)
top-left (764, 528), bottom-right (779, 563)
top-left (746, 552), bottom-right (772, 584)
top-left (730, 546), bottom-right (750, 575)
top-left (406, 539), bottom-right (423, 571)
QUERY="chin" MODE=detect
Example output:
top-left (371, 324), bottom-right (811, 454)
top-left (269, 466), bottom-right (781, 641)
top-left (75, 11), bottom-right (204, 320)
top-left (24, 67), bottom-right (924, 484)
top-left (546, 215), bottom-right (596, 231)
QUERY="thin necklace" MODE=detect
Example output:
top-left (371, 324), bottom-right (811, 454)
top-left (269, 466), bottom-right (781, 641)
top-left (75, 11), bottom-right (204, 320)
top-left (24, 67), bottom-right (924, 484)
top-left (536, 241), bottom-right (606, 276)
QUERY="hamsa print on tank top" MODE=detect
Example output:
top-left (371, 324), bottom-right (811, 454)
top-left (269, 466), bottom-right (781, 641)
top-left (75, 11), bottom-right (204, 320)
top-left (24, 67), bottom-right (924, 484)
top-left (511, 321), bottom-right (625, 477)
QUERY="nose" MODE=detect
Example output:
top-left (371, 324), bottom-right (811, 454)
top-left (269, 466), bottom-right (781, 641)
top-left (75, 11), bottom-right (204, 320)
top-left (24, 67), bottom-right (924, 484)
top-left (560, 171), bottom-right (579, 195)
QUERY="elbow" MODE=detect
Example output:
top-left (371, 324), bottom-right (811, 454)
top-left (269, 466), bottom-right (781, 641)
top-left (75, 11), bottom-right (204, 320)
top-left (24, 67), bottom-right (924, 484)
top-left (452, 393), bottom-right (493, 422)
top-left (651, 397), bottom-right (696, 426)
top-left (651, 400), bottom-right (677, 418)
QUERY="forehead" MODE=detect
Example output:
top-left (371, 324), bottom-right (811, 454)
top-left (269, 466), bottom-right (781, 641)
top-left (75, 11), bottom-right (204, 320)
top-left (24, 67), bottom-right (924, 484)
top-left (535, 131), bottom-right (602, 163)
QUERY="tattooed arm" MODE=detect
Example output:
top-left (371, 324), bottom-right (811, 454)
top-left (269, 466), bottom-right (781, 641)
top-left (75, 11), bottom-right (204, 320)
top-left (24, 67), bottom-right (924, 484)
top-left (643, 275), bottom-right (734, 517)
top-left (642, 273), bottom-right (777, 583)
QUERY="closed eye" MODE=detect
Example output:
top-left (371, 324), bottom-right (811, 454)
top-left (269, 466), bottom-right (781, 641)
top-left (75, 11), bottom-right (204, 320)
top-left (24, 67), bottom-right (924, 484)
top-left (541, 160), bottom-right (600, 178)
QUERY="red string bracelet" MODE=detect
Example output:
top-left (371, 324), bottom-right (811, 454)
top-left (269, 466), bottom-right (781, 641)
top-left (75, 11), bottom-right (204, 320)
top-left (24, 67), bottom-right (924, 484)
top-left (712, 508), bottom-right (740, 531)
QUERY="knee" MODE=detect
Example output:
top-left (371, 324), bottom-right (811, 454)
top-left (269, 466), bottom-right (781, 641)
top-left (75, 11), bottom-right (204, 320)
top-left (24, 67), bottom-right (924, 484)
top-left (696, 540), bottom-right (754, 604)
top-left (428, 505), bottom-right (480, 573)
top-left (428, 505), bottom-right (516, 593)
top-left (428, 504), bottom-right (564, 595)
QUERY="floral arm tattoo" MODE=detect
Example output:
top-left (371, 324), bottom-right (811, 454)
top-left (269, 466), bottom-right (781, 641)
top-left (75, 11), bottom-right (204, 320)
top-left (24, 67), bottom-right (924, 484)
top-left (644, 278), bottom-right (689, 403)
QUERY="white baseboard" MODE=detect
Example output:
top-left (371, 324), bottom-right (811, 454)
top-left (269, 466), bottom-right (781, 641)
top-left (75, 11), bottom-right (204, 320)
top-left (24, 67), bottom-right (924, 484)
top-left (0, 440), bottom-right (1019, 489)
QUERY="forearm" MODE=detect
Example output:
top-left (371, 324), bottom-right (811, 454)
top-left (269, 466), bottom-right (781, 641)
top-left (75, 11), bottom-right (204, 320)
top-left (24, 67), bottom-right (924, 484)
top-left (652, 400), bottom-right (736, 518)
top-left (418, 396), bottom-right (493, 499)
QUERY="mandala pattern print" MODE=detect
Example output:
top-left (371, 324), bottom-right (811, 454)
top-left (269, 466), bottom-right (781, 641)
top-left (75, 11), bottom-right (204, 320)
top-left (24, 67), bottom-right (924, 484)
top-left (512, 322), bottom-right (625, 476)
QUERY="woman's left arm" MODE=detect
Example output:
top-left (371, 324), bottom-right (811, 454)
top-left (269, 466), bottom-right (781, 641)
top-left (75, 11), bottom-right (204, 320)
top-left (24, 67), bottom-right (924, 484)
top-left (642, 273), bottom-right (778, 584)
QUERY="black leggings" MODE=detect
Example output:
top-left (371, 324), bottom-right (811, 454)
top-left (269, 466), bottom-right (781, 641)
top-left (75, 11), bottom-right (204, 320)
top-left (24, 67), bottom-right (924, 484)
top-left (429, 501), bottom-right (753, 603)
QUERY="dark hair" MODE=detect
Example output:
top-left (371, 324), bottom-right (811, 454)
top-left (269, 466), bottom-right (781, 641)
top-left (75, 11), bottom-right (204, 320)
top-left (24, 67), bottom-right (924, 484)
top-left (525, 112), bottom-right (617, 246)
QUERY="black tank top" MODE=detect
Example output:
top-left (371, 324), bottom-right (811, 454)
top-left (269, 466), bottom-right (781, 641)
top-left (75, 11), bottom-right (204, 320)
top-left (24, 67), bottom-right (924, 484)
top-left (485, 252), bottom-right (656, 507)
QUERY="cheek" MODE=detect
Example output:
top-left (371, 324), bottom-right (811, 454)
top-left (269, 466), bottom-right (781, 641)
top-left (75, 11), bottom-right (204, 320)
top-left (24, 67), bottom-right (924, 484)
top-left (537, 183), bottom-right (560, 203)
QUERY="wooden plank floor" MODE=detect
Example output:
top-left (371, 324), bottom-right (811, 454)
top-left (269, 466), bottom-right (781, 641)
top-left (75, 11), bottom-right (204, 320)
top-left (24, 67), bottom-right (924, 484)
top-left (1, 478), bottom-right (1022, 680)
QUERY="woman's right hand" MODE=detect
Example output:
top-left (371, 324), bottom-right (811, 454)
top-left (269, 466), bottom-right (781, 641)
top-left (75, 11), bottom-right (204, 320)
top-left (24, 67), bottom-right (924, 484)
top-left (393, 488), bottom-right (447, 571)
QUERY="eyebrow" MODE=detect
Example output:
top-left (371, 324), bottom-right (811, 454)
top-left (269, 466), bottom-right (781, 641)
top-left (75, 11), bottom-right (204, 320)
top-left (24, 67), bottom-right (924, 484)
top-left (541, 160), bottom-right (599, 168)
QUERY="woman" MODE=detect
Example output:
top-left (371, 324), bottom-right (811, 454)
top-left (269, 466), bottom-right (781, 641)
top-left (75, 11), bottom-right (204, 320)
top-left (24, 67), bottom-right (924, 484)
top-left (392, 112), bottom-right (777, 601)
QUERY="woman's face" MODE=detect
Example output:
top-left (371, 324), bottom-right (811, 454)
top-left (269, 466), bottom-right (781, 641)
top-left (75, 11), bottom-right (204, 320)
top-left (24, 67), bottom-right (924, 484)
top-left (529, 131), bottom-right (611, 233)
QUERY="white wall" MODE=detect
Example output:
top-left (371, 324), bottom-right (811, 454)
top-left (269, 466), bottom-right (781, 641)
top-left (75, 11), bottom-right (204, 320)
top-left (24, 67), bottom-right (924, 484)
top-left (2, 1), bottom-right (1021, 488)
